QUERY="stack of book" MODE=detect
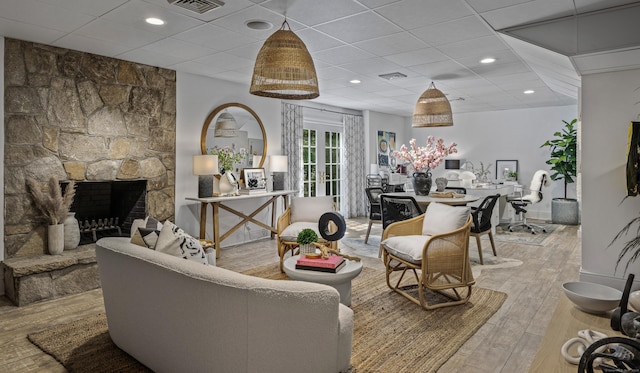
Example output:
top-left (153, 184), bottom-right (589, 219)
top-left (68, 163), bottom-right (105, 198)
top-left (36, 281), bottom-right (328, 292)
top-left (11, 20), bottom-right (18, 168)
top-left (295, 255), bottom-right (345, 273)
top-left (239, 188), bottom-right (267, 195)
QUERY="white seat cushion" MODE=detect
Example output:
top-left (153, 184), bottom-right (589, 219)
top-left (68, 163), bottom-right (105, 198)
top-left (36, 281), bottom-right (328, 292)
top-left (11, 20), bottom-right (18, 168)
top-left (280, 222), bottom-right (321, 242)
top-left (290, 196), bottom-right (334, 223)
top-left (422, 202), bottom-right (470, 236)
top-left (381, 235), bottom-right (432, 264)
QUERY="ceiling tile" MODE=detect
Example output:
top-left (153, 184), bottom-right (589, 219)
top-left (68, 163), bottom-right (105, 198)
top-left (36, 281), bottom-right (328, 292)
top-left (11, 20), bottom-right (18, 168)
top-left (384, 47), bottom-right (449, 67)
top-left (295, 28), bottom-right (345, 52)
top-left (315, 11), bottom-right (402, 44)
top-left (36, 0), bottom-right (129, 17)
top-left (339, 57), bottom-right (402, 77)
top-left (410, 15), bottom-right (494, 46)
top-left (141, 38), bottom-right (216, 60)
top-left (0, 17), bottom-right (66, 45)
top-left (375, 0), bottom-right (473, 30)
top-left (436, 35), bottom-right (510, 59)
top-left (101, 0), bottom-right (204, 36)
top-left (409, 60), bottom-right (475, 80)
top-left (213, 5), bottom-right (302, 37)
top-left (53, 33), bottom-right (131, 57)
top-left (480, 0), bottom-right (575, 30)
top-left (173, 24), bottom-right (257, 51)
top-left (261, 0), bottom-right (367, 26)
top-left (314, 45), bottom-right (375, 65)
top-left (0, 0), bottom-right (95, 33)
top-left (574, 0), bottom-right (640, 13)
top-left (354, 32), bottom-right (426, 56)
top-left (117, 48), bottom-right (183, 67)
top-left (73, 18), bottom-right (165, 49)
top-left (454, 49), bottom-right (522, 69)
top-left (465, 0), bottom-right (534, 14)
top-left (141, 0), bottom-right (256, 22)
top-left (193, 52), bottom-right (254, 72)
top-left (470, 61), bottom-right (532, 78)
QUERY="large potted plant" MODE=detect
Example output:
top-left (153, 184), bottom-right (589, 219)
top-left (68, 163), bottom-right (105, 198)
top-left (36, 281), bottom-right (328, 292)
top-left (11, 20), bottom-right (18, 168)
top-left (540, 118), bottom-right (579, 224)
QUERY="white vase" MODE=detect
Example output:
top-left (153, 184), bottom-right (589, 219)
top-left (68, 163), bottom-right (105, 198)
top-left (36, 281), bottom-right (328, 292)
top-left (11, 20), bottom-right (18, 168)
top-left (215, 172), bottom-right (238, 195)
top-left (63, 212), bottom-right (81, 250)
top-left (48, 224), bottom-right (64, 255)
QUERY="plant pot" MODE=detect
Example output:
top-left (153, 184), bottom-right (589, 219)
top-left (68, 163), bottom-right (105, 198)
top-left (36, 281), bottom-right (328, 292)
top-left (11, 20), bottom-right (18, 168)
top-left (412, 171), bottom-right (432, 196)
top-left (63, 212), bottom-right (81, 250)
top-left (48, 224), bottom-right (64, 255)
top-left (551, 198), bottom-right (579, 225)
top-left (299, 243), bottom-right (316, 255)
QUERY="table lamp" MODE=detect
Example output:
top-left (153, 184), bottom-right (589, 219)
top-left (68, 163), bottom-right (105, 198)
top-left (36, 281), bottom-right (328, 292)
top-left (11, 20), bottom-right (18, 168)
top-left (193, 155), bottom-right (218, 198)
top-left (270, 155), bottom-right (288, 191)
top-left (460, 171), bottom-right (476, 188)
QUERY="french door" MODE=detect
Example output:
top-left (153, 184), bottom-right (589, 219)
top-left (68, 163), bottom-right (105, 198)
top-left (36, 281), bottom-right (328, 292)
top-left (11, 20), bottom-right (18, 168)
top-left (301, 126), bottom-right (343, 206)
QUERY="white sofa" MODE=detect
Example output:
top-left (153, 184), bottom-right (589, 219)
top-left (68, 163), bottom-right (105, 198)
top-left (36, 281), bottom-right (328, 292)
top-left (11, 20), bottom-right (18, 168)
top-left (96, 237), bottom-right (354, 373)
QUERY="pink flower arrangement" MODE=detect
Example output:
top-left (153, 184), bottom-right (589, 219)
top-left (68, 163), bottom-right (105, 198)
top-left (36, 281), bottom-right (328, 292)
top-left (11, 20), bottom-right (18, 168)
top-left (392, 137), bottom-right (457, 173)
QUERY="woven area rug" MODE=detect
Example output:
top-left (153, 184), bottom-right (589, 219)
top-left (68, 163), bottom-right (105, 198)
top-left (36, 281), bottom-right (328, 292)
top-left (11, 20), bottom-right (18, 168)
top-left (28, 264), bottom-right (506, 373)
top-left (494, 222), bottom-right (564, 246)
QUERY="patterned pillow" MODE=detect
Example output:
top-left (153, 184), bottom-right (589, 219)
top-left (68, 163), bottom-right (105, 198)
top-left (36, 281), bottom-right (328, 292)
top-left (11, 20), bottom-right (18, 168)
top-left (130, 227), bottom-right (161, 249)
top-left (130, 216), bottom-right (164, 238)
top-left (155, 221), bottom-right (207, 264)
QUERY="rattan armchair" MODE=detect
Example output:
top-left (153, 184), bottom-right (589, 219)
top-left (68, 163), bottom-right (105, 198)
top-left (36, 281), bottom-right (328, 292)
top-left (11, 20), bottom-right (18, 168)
top-left (380, 203), bottom-right (474, 310)
top-left (276, 196), bottom-right (339, 272)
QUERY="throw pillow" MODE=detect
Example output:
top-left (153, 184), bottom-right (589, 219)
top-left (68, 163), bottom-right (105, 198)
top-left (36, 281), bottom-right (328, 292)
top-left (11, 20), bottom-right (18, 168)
top-left (421, 202), bottom-right (470, 236)
top-left (155, 221), bottom-right (207, 264)
top-left (130, 228), bottom-right (161, 249)
top-left (130, 229), bottom-right (147, 248)
top-left (130, 216), bottom-right (164, 237)
top-left (290, 196), bottom-right (333, 223)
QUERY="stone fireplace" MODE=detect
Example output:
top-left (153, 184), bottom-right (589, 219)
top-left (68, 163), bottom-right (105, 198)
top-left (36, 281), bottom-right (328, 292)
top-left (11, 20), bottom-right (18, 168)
top-left (4, 38), bottom-right (177, 259)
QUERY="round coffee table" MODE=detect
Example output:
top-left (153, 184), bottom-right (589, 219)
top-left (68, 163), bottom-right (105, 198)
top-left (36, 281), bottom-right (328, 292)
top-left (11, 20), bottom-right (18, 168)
top-left (283, 255), bottom-right (363, 306)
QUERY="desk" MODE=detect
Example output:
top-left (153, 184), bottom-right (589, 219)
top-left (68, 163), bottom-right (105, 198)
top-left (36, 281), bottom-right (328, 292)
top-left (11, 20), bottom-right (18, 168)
top-left (382, 192), bottom-right (480, 210)
top-left (186, 190), bottom-right (297, 258)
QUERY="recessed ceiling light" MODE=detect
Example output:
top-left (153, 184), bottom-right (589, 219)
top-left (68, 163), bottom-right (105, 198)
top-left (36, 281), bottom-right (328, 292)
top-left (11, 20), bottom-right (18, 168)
top-left (524, 89), bottom-right (535, 94)
top-left (350, 79), bottom-right (361, 84)
top-left (146, 17), bottom-right (165, 25)
top-left (480, 57), bottom-right (496, 64)
top-left (246, 20), bottom-right (273, 30)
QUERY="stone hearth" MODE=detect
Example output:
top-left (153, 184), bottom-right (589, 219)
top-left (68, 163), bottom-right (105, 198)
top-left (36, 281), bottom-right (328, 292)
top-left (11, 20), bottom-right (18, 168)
top-left (2, 245), bottom-right (99, 306)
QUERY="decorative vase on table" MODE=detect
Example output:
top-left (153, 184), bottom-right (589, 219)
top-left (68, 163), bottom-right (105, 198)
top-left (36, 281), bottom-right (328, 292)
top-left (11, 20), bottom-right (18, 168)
top-left (48, 224), bottom-right (64, 255)
top-left (300, 243), bottom-right (316, 255)
top-left (63, 212), bottom-right (81, 250)
top-left (412, 171), bottom-right (432, 196)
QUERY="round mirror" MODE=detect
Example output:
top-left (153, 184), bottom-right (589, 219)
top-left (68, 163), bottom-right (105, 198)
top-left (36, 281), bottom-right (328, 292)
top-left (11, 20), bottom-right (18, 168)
top-left (200, 103), bottom-right (268, 172)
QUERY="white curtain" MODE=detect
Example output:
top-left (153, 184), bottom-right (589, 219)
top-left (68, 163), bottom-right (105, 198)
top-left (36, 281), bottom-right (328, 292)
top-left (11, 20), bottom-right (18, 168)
top-left (343, 114), bottom-right (366, 218)
top-left (281, 102), bottom-right (303, 194)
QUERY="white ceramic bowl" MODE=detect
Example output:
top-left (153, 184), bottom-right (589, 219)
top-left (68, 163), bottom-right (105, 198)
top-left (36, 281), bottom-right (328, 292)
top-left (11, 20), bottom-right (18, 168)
top-left (562, 281), bottom-right (622, 314)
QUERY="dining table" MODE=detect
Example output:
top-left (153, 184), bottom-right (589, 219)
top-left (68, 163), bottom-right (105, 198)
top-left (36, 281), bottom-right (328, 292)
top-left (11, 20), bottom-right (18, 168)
top-left (382, 191), bottom-right (480, 211)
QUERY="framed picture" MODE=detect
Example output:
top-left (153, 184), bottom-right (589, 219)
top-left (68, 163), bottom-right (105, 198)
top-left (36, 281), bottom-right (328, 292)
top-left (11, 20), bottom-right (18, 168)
top-left (377, 130), bottom-right (396, 169)
top-left (242, 168), bottom-right (266, 190)
top-left (495, 160), bottom-right (518, 180)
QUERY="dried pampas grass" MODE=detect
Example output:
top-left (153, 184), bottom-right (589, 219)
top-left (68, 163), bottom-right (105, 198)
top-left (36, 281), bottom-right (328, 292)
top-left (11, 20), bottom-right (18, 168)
top-left (26, 177), bottom-right (76, 225)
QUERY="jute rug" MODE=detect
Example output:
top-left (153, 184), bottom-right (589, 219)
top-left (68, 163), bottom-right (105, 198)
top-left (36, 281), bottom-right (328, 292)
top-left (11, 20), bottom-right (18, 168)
top-left (29, 264), bottom-right (506, 373)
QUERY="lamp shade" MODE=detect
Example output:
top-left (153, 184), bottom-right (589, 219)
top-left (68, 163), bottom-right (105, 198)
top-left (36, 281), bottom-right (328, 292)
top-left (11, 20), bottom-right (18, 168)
top-left (412, 82), bottom-right (453, 127)
top-left (193, 155), bottom-right (219, 175)
top-left (269, 155), bottom-right (288, 173)
top-left (250, 20), bottom-right (319, 100)
top-left (214, 112), bottom-right (238, 137)
top-left (445, 159), bottom-right (460, 170)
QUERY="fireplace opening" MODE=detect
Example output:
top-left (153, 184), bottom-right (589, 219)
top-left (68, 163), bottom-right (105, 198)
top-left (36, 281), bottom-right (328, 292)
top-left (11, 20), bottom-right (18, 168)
top-left (62, 180), bottom-right (147, 245)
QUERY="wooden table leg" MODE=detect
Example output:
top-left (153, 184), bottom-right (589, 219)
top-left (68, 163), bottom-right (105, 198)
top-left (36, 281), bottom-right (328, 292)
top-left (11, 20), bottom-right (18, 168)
top-left (270, 198), bottom-right (277, 239)
top-left (199, 202), bottom-right (207, 239)
top-left (212, 202), bottom-right (220, 259)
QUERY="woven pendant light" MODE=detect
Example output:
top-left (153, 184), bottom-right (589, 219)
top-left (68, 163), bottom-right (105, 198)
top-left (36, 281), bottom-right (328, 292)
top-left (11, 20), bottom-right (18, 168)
top-left (412, 82), bottom-right (453, 127)
top-left (214, 112), bottom-right (238, 137)
top-left (250, 20), bottom-right (319, 100)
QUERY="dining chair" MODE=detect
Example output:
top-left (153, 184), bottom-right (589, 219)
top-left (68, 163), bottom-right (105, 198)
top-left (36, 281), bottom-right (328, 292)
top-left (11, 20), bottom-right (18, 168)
top-left (365, 187), bottom-right (384, 244)
top-left (379, 194), bottom-right (423, 257)
top-left (470, 194), bottom-right (500, 264)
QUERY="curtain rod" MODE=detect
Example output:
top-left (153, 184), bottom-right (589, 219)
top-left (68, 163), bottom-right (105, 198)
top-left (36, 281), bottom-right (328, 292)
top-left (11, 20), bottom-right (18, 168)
top-left (299, 104), bottom-right (363, 117)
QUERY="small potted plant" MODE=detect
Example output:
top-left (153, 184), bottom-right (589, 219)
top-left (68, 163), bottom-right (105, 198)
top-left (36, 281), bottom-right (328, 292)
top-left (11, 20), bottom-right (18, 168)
top-left (296, 228), bottom-right (318, 255)
top-left (507, 171), bottom-right (518, 181)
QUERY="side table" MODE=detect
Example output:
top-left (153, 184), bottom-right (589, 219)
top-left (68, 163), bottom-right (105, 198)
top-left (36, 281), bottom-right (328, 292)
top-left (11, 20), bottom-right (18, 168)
top-left (283, 255), bottom-right (363, 306)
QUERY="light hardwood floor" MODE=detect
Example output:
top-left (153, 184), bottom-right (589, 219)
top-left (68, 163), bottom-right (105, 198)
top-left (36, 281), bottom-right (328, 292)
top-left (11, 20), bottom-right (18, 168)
top-left (0, 218), bottom-right (580, 372)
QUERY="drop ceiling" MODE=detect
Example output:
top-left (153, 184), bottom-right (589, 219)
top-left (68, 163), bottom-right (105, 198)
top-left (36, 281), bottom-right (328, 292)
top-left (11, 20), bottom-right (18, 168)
top-left (0, 0), bottom-right (638, 117)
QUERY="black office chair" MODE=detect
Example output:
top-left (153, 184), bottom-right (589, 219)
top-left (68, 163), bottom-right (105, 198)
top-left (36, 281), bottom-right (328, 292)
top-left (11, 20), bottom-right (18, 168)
top-left (445, 186), bottom-right (467, 194)
top-left (379, 194), bottom-right (423, 257)
top-left (470, 194), bottom-right (500, 264)
top-left (364, 187), bottom-right (384, 244)
top-left (506, 170), bottom-right (550, 234)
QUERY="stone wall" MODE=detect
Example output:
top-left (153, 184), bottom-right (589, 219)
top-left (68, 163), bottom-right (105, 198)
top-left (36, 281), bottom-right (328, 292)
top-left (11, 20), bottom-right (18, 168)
top-left (4, 39), bottom-right (176, 259)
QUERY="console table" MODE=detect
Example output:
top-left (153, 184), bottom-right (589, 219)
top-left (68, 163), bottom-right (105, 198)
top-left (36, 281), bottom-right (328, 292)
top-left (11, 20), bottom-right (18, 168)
top-left (186, 190), bottom-right (297, 258)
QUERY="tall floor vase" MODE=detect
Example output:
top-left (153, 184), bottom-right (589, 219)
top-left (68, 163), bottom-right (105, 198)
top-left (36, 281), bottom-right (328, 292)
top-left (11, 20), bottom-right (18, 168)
top-left (63, 212), bottom-right (81, 250)
top-left (48, 224), bottom-right (64, 255)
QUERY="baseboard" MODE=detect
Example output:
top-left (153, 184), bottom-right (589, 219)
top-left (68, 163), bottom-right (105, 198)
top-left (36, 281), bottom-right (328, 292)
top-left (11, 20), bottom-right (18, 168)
top-left (579, 268), bottom-right (640, 292)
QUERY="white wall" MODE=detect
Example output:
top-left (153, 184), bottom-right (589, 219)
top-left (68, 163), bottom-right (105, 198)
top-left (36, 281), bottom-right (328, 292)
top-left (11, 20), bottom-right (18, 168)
top-left (581, 68), bottom-right (640, 288)
top-left (407, 106), bottom-right (578, 219)
top-left (175, 71), bottom-right (282, 246)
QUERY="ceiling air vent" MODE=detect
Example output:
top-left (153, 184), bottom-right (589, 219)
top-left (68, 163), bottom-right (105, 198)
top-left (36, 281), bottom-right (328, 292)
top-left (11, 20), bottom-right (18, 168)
top-left (167, 0), bottom-right (224, 14)
top-left (378, 72), bottom-right (407, 80)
